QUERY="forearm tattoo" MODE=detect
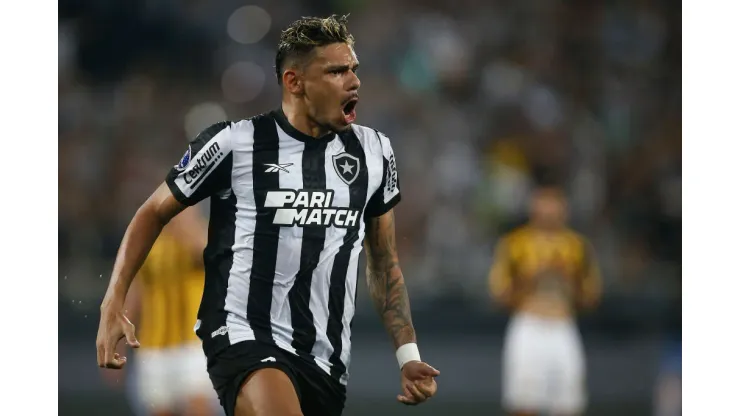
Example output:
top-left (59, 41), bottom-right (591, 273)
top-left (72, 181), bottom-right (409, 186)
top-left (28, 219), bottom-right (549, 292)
top-left (365, 211), bottom-right (416, 349)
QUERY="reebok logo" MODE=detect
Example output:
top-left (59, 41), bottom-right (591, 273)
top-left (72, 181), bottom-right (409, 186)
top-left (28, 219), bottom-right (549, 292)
top-left (265, 189), bottom-right (360, 228)
top-left (264, 163), bottom-right (293, 173)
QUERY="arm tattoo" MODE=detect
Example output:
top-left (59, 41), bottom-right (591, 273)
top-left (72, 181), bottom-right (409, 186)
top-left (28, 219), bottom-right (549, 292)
top-left (365, 211), bottom-right (416, 349)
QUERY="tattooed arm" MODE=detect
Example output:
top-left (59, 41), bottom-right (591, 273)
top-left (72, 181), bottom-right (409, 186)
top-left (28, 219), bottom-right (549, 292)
top-left (364, 209), bottom-right (439, 405)
top-left (364, 209), bottom-right (415, 348)
top-left (364, 131), bottom-right (438, 405)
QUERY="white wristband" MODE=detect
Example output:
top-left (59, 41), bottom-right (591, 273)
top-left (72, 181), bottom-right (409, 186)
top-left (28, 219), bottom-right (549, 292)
top-left (396, 343), bottom-right (421, 369)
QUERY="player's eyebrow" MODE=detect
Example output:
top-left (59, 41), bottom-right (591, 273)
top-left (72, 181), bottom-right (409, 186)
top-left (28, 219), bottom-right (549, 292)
top-left (325, 63), bottom-right (360, 72)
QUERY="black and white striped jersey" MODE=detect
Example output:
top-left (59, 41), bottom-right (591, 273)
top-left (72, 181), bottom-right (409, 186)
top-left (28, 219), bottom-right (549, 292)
top-left (165, 109), bottom-right (401, 385)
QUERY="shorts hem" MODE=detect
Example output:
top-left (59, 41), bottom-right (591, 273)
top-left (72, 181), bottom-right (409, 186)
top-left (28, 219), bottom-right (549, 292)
top-left (224, 363), bottom-right (299, 416)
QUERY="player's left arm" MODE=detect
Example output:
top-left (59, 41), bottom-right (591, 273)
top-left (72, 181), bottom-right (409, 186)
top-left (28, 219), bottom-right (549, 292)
top-left (364, 210), bottom-right (439, 405)
top-left (364, 210), bottom-right (414, 349)
top-left (363, 131), bottom-right (439, 406)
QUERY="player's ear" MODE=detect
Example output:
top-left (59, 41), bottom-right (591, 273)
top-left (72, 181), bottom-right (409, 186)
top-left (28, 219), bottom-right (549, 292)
top-left (282, 67), bottom-right (303, 94)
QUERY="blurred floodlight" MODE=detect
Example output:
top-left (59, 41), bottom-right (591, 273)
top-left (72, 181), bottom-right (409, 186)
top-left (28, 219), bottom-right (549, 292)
top-left (222, 61), bottom-right (265, 103)
top-left (227, 6), bottom-right (272, 45)
top-left (184, 102), bottom-right (229, 140)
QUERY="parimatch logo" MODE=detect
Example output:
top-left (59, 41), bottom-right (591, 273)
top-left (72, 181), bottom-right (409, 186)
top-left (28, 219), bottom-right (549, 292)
top-left (265, 190), bottom-right (361, 228)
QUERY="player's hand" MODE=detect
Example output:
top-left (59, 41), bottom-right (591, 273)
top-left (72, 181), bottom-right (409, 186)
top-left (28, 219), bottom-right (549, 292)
top-left (99, 341), bottom-right (131, 388)
top-left (96, 308), bottom-right (140, 369)
top-left (397, 361), bottom-right (440, 405)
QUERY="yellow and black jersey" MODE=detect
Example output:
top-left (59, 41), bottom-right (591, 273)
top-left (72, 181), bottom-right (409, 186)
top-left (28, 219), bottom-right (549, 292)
top-left (488, 225), bottom-right (601, 309)
top-left (137, 233), bottom-right (204, 349)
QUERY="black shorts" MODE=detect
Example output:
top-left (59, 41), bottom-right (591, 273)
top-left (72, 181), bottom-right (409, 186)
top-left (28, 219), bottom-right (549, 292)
top-left (207, 340), bottom-right (346, 416)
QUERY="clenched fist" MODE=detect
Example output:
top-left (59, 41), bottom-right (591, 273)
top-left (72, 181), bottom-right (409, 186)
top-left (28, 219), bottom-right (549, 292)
top-left (397, 361), bottom-right (439, 405)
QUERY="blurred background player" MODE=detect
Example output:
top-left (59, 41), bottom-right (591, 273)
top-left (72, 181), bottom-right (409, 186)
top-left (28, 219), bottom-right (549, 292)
top-left (488, 186), bottom-right (602, 416)
top-left (113, 206), bottom-right (216, 416)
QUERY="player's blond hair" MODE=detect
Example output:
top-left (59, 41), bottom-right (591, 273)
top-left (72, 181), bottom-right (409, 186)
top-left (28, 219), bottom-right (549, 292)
top-left (275, 14), bottom-right (355, 85)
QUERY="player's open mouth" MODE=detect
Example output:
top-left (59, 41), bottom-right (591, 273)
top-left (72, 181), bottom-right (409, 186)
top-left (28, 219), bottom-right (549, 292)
top-left (342, 98), bottom-right (358, 124)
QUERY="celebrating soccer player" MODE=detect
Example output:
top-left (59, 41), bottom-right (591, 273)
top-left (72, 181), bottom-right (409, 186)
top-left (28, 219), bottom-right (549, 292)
top-left (96, 14), bottom-right (439, 416)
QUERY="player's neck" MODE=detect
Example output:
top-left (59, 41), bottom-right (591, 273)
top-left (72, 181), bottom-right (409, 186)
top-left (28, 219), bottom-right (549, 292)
top-left (281, 101), bottom-right (331, 138)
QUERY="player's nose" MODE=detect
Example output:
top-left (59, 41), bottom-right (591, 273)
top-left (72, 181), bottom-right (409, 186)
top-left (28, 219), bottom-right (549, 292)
top-left (348, 71), bottom-right (360, 91)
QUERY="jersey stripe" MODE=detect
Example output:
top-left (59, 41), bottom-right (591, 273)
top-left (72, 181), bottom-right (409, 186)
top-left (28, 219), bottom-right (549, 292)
top-left (308, 141), bottom-right (348, 370)
top-left (247, 114), bottom-right (282, 345)
top-left (339, 237), bottom-right (364, 378)
top-left (200, 191), bottom-right (238, 355)
top-left (326, 129), bottom-right (369, 379)
top-left (289, 140), bottom-right (329, 359)
top-left (223, 120), bottom-right (256, 346)
top-left (270, 125), bottom-right (305, 354)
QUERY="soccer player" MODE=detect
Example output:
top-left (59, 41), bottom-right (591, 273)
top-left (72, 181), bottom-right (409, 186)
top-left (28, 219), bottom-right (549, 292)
top-left (96, 14), bottom-right (439, 416)
top-left (488, 186), bottom-right (601, 416)
top-left (124, 206), bottom-right (215, 416)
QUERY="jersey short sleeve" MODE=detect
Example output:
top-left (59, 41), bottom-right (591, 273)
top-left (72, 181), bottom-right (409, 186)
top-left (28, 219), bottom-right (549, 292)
top-left (365, 131), bottom-right (402, 218)
top-left (166, 121), bottom-right (234, 206)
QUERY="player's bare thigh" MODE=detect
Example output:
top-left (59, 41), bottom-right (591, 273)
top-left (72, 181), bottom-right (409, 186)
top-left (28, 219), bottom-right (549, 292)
top-left (235, 368), bottom-right (303, 416)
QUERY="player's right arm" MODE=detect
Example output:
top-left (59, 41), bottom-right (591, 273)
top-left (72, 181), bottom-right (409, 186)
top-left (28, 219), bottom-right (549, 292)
top-left (488, 237), bottom-right (515, 309)
top-left (96, 184), bottom-right (184, 369)
top-left (96, 121), bottom-right (235, 369)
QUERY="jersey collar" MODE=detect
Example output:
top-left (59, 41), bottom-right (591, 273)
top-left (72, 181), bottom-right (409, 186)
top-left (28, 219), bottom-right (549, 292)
top-left (271, 108), bottom-right (337, 145)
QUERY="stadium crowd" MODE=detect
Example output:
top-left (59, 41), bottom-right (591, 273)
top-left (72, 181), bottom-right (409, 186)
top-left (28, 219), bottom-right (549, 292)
top-left (60, 0), bottom-right (679, 323)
